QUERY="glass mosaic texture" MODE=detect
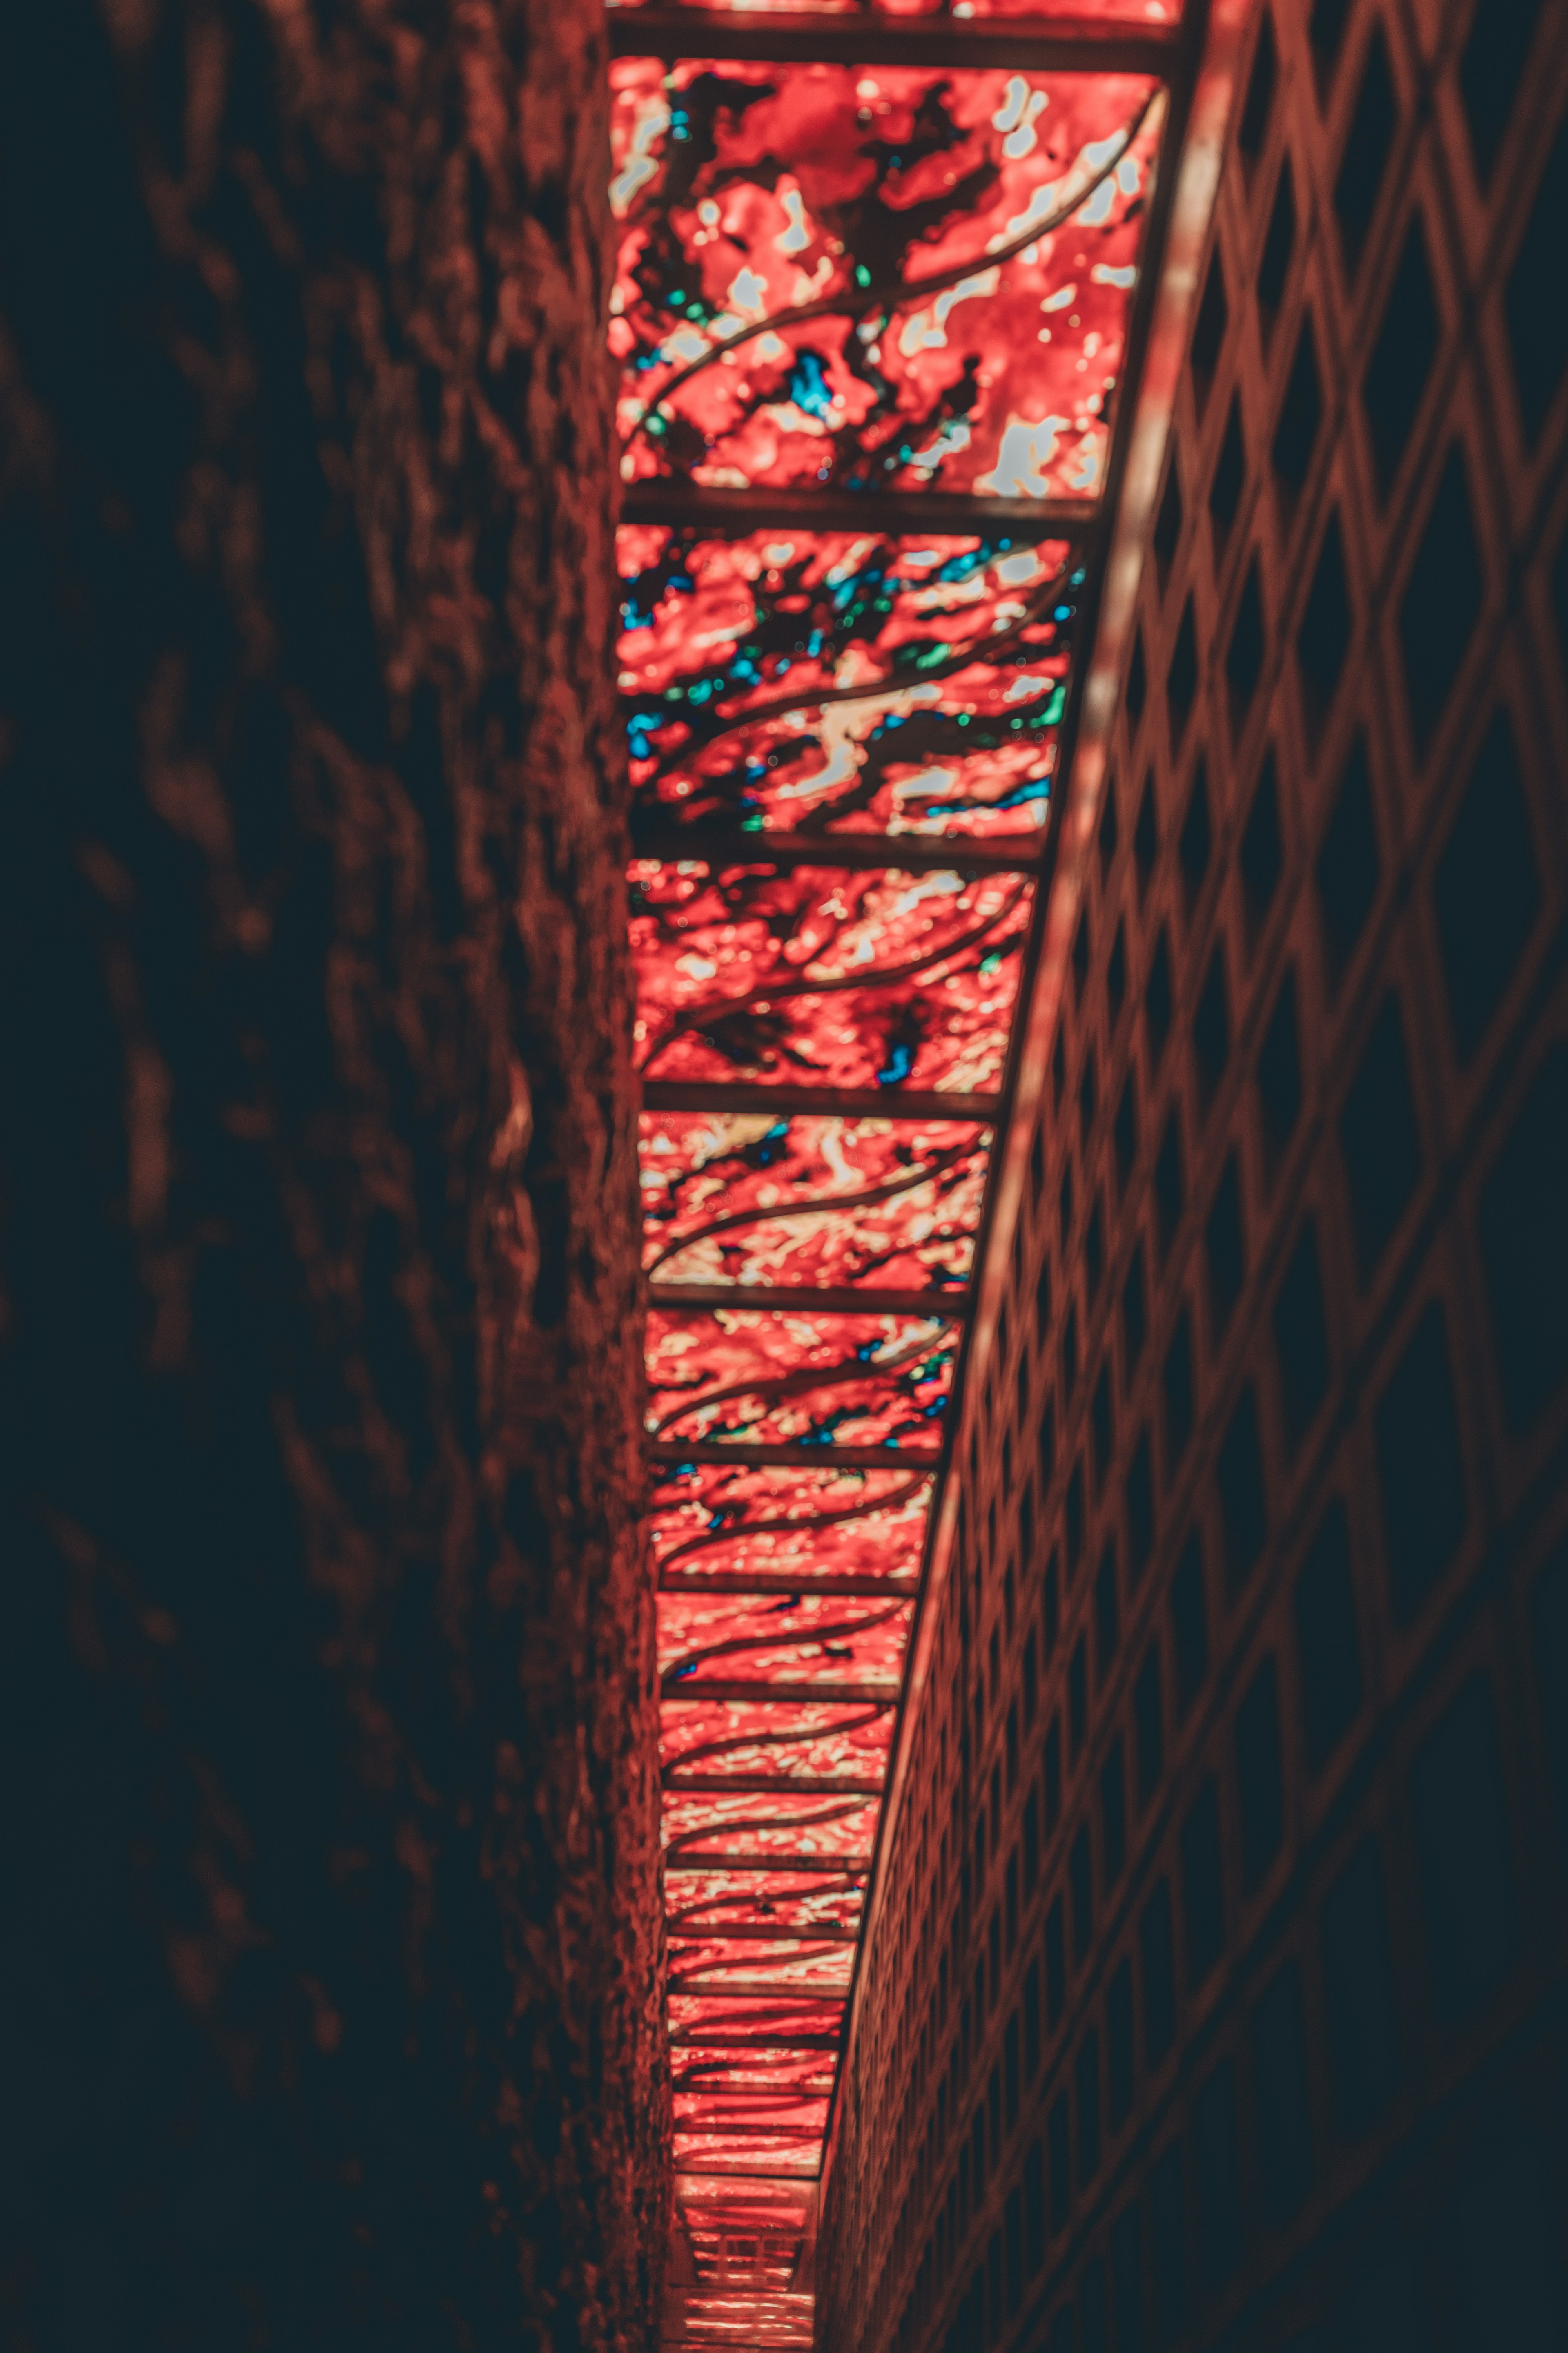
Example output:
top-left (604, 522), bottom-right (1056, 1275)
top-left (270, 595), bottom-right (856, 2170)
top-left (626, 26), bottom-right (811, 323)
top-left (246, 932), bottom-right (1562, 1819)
top-left (614, 2), bottom-right (1186, 2326)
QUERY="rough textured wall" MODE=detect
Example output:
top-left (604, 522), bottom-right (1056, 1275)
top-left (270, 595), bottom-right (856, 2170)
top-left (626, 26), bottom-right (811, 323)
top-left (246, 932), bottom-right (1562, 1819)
top-left (0, 4), bottom-right (666, 2348)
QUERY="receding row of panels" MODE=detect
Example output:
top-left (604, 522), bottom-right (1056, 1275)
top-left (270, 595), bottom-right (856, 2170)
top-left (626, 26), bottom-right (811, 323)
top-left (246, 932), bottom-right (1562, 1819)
top-left (615, 9), bottom-right (1176, 2281)
top-left (657, 1463), bottom-right (922, 2183)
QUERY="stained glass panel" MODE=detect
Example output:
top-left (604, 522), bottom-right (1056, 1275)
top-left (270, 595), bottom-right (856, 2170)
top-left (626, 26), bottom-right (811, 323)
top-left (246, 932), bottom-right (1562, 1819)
top-left (642, 1109), bottom-right (990, 1292)
top-left (620, 525), bottom-right (1076, 836)
top-left (611, 60), bottom-right (1160, 500)
top-left (659, 1588), bottom-right (914, 1684)
top-left (651, 1460), bottom-right (933, 1586)
top-left (661, 1695), bottom-right (898, 1784)
top-left (632, 859), bottom-right (1031, 1093)
top-left (668, 1993), bottom-right (849, 2038)
top-left (662, 1787), bottom-right (883, 1859)
top-left (675, 2047), bottom-right (840, 2099)
top-left (646, 1303), bottom-right (956, 1449)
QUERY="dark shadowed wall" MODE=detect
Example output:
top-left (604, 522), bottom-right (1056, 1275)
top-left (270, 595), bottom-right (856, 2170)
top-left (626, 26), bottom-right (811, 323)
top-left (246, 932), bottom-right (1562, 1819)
top-left (0, 5), bottom-right (666, 2347)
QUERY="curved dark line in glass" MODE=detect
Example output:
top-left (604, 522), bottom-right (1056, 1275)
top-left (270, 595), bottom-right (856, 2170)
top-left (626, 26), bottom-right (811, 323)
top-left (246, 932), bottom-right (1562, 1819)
top-left (646, 1137), bottom-right (983, 1277)
top-left (625, 92), bottom-right (1160, 448)
top-left (653, 1473), bottom-right (934, 1572)
top-left (637, 560), bottom-right (1074, 782)
top-left (664, 1701), bottom-right (891, 1775)
top-left (649, 1323), bottom-right (953, 1440)
top-left (637, 878), bottom-right (1031, 1075)
top-left (664, 1597), bottom-right (910, 1684)
top-left (662, 1797), bottom-right (875, 1859)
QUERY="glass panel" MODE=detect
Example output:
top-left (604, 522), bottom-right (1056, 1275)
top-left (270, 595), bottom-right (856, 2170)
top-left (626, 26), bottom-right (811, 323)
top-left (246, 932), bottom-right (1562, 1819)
top-left (621, 525), bottom-right (1076, 837)
top-left (646, 1303), bottom-right (957, 1448)
top-left (663, 1788), bottom-right (884, 1858)
top-left (675, 2095), bottom-right (834, 2135)
top-left (612, 62), bottom-right (1160, 500)
top-left (675, 2048), bottom-right (840, 2097)
top-left (659, 1589), bottom-right (915, 1684)
top-left (661, 1695), bottom-right (898, 1781)
top-left (678, 2306), bottom-right (811, 2340)
top-left (632, 859), bottom-right (1032, 1093)
top-left (668, 1866), bottom-right (868, 1932)
top-left (669, 1992), bottom-right (849, 2038)
top-left (642, 1109), bottom-right (990, 1292)
top-left (673, 2132), bottom-right (824, 2176)
top-left (652, 1460), bottom-right (933, 1584)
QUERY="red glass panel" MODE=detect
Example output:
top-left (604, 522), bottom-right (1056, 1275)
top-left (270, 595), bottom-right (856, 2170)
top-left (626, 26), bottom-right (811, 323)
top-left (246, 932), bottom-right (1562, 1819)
top-left (675, 2048), bottom-right (840, 2098)
top-left (651, 1460), bottom-right (932, 1584)
top-left (671, 1935), bottom-right (856, 1984)
top-left (642, 1110), bottom-right (989, 1292)
top-left (669, 1993), bottom-right (847, 2039)
top-left (661, 1695), bottom-right (897, 1781)
top-left (659, 1590), bottom-right (914, 1684)
top-left (611, 61), bottom-right (1158, 499)
top-left (673, 2133), bottom-right (823, 2176)
top-left (620, 526), bottom-right (1074, 837)
top-left (631, 859), bottom-right (1032, 1093)
top-left (646, 1303), bottom-right (956, 1449)
top-left (662, 1788), bottom-right (883, 1859)
top-left (675, 2097), bottom-right (833, 2137)
top-left (667, 1866), bottom-right (867, 1933)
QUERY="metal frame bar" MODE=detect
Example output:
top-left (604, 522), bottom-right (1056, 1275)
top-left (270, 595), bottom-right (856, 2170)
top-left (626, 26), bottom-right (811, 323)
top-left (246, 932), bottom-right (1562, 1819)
top-left (663, 1679), bottom-right (898, 1705)
top-left (643, 1082), bottom-right (1000, 1122)
top-left (665, 1773), bottom-right (886, 1795)
top-left (650, 1284), bottom-right (967, 1316)
top-left (630, 826), bottom-right (1044, 877)
top-left (671, 2036), bottom-right (842, 2052)
top-left (659, 1573), bottom-right (920, 1598)
top-left (610, 9), bottom-right (1178, 71)
top-left (671, 1926), bottom-right (860, 1945)
top-left (650, 1441), bottom-right (940, 1471)
top-left (620, 481), bottom-right (1100, 540)
top-left (666, 1856), bottom-right (873, 1875)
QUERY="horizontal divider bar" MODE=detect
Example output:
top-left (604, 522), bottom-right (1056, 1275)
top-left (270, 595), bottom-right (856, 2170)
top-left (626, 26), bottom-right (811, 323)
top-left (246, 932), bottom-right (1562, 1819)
top-left (670, 1925), bottom-right (859, 1944)
top-left (663, 2338), bottom-right (814, 2351)
top-left (673, 2001), bottom-right (844, 2020)
top-left (663, 2337), bottom-right (815, 2349)
top-left (664, 1773), bottom-right (886, 1796)
top-left (666, 1854), bottom-right (873, 1875)
top-left (659, 1574), bottom-right (920, 1599)
top-left (662, 1679), bottom-right (896, 1705)
top-left (650, 1284), bottom-right (969, 1317)
top-left (650, 1441), bottom-right (942, 1471)
top-left (673, 2165), bottom-right (822, 2183)
top-left (629, 826), bottom-right (1045, 876)
top-left (620, 479), bottom-right (1100, 540)
top-left (642, 1081), bottom-right (1001, 1121)
top-left (671, 2035), bottom-right (843, 2052)
top-left (671, 1978), bottom-right (851, 2000)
